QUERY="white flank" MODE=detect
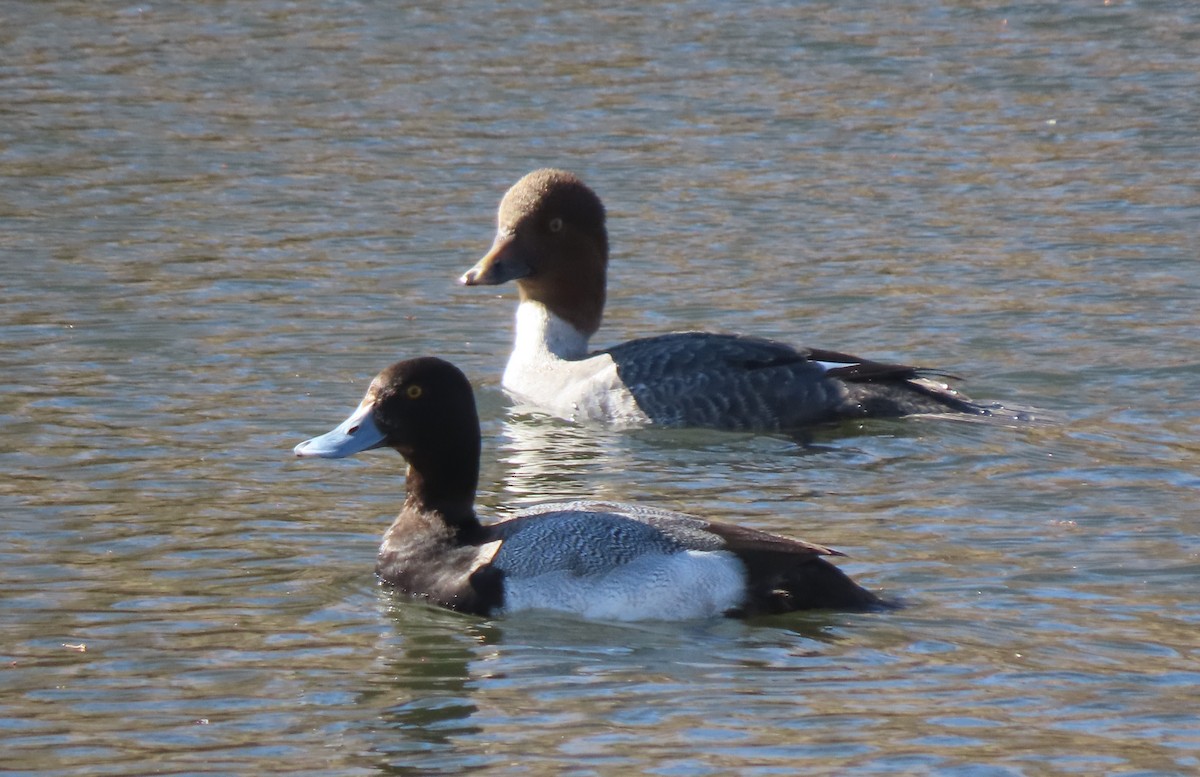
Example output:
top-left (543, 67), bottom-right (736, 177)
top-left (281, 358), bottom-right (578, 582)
top-left (501, 550), bottom-right (747, 621)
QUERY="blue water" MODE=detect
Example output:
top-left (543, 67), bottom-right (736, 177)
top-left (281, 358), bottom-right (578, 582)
top-left (2, 1), bottom-right (1199, 773)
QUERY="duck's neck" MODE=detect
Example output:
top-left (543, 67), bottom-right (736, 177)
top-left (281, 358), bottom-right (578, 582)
top-left (401, 444), bottom-right (482, 533)
top-left (511, 246), bottom-right (606, 361)
top-left (511, 300), bottom-right (593, 362)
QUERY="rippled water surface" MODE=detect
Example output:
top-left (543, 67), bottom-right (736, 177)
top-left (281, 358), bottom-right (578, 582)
top-left (3, 1), bottom-right (1199, 774)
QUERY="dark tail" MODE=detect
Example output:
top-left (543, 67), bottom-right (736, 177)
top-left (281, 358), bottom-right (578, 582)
top-left (738, 557), bottom-right (894, 616)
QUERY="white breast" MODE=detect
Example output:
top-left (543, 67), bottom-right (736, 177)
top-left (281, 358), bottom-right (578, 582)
top-left (503, 301), bottom-right (650, 426)
top-left (500, 549), bottom-right (747, 621)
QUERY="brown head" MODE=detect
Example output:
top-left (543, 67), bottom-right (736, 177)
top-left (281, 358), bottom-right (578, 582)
top-left (460, 169), bottom-right (609, 337)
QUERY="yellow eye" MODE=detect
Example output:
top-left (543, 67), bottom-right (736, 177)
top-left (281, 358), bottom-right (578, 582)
top-left (548, 217), bottom-right (563, 233)
top-left (406, 384), bottom-right (423, 399)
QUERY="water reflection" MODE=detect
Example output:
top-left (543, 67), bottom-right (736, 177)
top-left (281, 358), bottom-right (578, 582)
top-left (493, 413), bottom-right (637, 506)
top-left (365, 604), bottom-right (884, 774)
top-left (365, 601), bottom-right (484, 769)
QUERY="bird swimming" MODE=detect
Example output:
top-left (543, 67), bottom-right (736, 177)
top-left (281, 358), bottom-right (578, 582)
top-left (460, 168), bottom-right (1005, 432)
top-left (294, 356), bottom-right (884, 619)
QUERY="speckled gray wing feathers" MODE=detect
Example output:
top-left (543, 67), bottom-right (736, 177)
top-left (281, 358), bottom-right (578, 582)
top-left (487, 499), bottom-right (837, 579)
top-left (600, 332), bottom-right (983, 429)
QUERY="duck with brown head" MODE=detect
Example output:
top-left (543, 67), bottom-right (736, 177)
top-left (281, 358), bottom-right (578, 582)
top-left (461, 168), bottom-right (1006, 432)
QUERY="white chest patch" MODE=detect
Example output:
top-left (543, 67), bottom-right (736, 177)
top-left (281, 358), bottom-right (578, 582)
top-left (510, 301), bottom-right (590, 362)
top-left (503, 301), bottom-right (650, 426)
top-left (500, 550), bottom-right (747, 621)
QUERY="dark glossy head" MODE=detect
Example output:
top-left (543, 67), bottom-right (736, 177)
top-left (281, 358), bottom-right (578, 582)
top-left (296, 357), bottom-right (478, 459)
top-left (295, 357), bottom-right (482, 512)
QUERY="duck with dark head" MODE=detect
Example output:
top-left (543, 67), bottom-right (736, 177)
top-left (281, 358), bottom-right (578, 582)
top-left (295, 357), bottom-right (886, 620)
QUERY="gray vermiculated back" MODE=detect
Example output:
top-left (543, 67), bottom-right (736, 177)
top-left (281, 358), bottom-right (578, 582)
top-left (491, 500), bottom-right (728, 577)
